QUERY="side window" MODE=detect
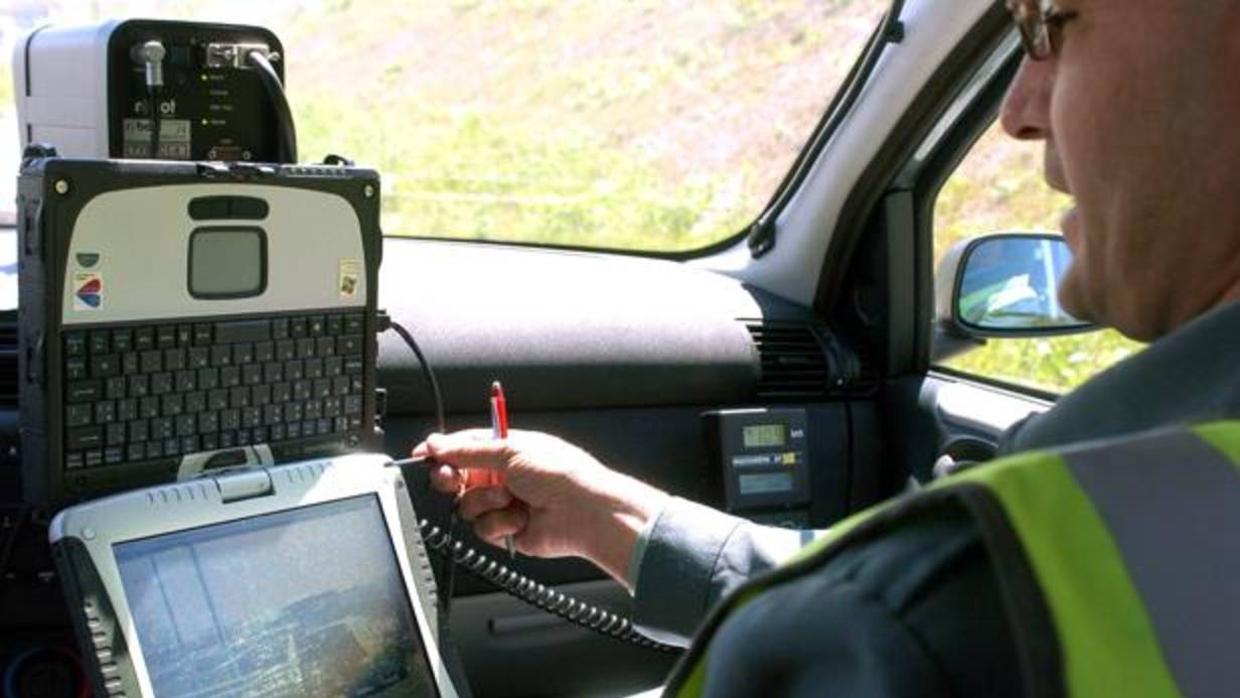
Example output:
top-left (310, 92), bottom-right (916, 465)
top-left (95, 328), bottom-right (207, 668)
top-left (932, 121), bottom-right (1144, 395)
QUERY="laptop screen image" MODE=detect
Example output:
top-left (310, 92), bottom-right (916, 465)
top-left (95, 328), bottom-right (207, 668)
top-left (113, 494), bottom-right (440, 698)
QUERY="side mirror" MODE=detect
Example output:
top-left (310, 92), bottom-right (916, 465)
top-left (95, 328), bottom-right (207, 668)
top-left (933, 233), bottom-right (1095, 361)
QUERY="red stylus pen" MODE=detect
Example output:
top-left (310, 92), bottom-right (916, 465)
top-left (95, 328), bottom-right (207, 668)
top-left (489, 381), bottom-right (516, 558)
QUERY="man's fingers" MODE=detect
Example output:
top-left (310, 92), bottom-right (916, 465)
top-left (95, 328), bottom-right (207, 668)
top-left (475, 507), bottom-right (529, 548)
top-left (426, 430), bottom-right (511, 471)
top-left (429, 464), bottom-right (462, 495)
top-left (457, 486), bottom-right (514, 522)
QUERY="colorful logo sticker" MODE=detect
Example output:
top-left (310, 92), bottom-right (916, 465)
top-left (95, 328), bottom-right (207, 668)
top-left (338, 259), bottom-right (361, 299)
top-left (73, 273), bottom-right (103, 311)
top-left (75, 252), bottom-right (101, 269)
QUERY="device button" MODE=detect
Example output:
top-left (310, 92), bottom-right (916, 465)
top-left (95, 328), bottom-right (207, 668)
top-left (64, 332), bottom-right (87, 357)
top-left (229, 197), bottom-right (270, 220)
top-left (66, 380), bottom-right (102, 403)
top-left (188, 196), bottom-right (231, 220)
top-left (215, 318), bottom-right (271, 344)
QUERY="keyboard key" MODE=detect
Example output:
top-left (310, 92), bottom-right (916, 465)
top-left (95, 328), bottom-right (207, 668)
top-left (194, 324), bottom-right (213, 346)
top-left (314, 379), bottom-right (333, 399)
top-left (122, 352), bottom-right (140, 375)
top-left (140, 397), bottom-right (160, 419)
top-left (201, 433), bottom-right (219, 451)
top-left (64, 333), bottom-right (87, 357)
top-left (161, 394), bottom-right (183, 416)
top-left (250, 427), bottom-right (267, 443)
top-left (134, 327), bottom-right (155, 351)
top-left (302, 420), bottom-right (319, 437)
top-left (177, 324), bottom-right (193, 347)
top-left (106, 423), bottom-right (126, 446)
top-left (189, 347), bottom-right (210, 369)
top-left (176, 370), bottom-right (197, 392)
top-left (334, 416), bottom-right (349, 434)
top-left (255, 341), bottom-right (275, 363)
top-left (220, 366), bottom-right (241, 388)
top-left (164, 437), bottom-right (181, 456)
top-left (326, 315), bottom-right (344, 336)
top-left (297, 338), bottom-right (316, 359)
top-left (273, 382), bottom-right (292, 403)
top-left (290, 317), bottom-right (307, 338)
top-left (252, 384), bottom-right (271, 406)
top-left (236, 429), bottom-right (252, 446)
top-left (176, 415), bottom-right (197, 437)
top-left (286, 422), bottom-right (302, 439)
top-left (181, 436), bottom-right (199, 454)
top-left (66, 403), bottom-right (93, 427)
top-left (221, 409), bottom-right (241, 431)
top-left (104, 446), bottom-right (124, 465)
top-left (229, 387), bottom-right (251, 409)
top-left (151, 372), bottom-right (173, 395)
top-left (316, 418), bottom-right (333, 436)
top-left (276, 340), bottom-right (297, 362)
top-left (84, 449), bottom-right (104, 468)
top-left (272, 318), bottom-right (289, 339)
top-left (198, 411), bottom-right (219, 434)
top-left (128, 374), bottom-right (150, 398)
top-left (211, 345), bottom-right (233, 367)
top-left (90, 331), bottom-right (111, 355)
top-left (127, 443), bottom-right (146, 461)
top-left (184, 391), bottom-right (206, 413)
top-left (269, 423), bottom-right (286, 441)
top-left (112, 329), bottom-right (133, 353)
top-left (304, 359), bottom-right (324, 379)
top-left (284, 402), bottom-right (303, 422)
top-left (215, 319), bottom-right (271, 344)
top-left (208, 389), bottom-right (229, 411)
top-left (94, 401), bottom-right (116, 424)
top-left (304, 400), bottom-right (322, 420)
top-left (284, 360), bottom-right (304, 381)
top-left (140, 350), bottom-right (163, 374)
top-left (198, 367), bottom-right (220, 391)
top-left (308, 316), bottom-right (326, 336)
top-left (67, 426), bottom-right (104, 450)
top-left (164, 347), bottom-right (186, 372)
top-left (243, 364), bottom-right (263, 386)
top-left (345, 315), bottom-right (363, 333)
top-left (66, 357), bottom-right (88, 381)
top-left (234, 342), bottom-right (254, 365)
top-left (129, 419), bottom-right (149, 443)
top-left (293, 380), bottom-right (312, 401)
top-left (325, 357), bottom-right (343, 377)
top-left (67, 380), bottom-right (102, 403)
top-left (242, 407), bottom-right (262, 429)
top-left (156, 326), bottom-right (177, 349)
top-left (91, 354), bottom-right (120, 378)
top-left (151, 417), bottom-right (175, 440)
top-left (117, 399), bottom-right (138, 422)
top-left (219, 430), bottom-right (236, 449)
top-left (343, 357), bottom-right (364, 374)
top-left (323, 396), bottom-right (341, 418)
top-left (334, 376), bottom-right (351, 397)
top-left (106, 377), bottom-right (126, 401)
top-left (264, 405), bottom-right (283, 425)
top-left (350, 375), bottom-right (364, 393)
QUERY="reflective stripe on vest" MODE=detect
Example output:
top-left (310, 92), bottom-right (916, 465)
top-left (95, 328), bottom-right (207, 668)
top-left (665, 422), bottom-right (1240, 698)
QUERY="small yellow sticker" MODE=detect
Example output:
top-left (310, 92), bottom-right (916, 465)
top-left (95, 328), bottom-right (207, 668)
top-left (338, 259), bottom-right (362, 299)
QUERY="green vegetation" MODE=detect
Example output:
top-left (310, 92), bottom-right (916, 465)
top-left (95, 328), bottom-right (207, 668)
top-left (933, 124), bottom-right (1144, 394)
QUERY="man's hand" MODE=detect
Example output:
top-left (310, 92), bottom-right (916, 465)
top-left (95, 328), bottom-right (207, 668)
top-left (413, 429), bottom-right (669, 588)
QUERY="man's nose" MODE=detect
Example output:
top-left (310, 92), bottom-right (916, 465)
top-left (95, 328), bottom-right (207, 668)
top-left (1000, 57), bottom-right (1052, 141)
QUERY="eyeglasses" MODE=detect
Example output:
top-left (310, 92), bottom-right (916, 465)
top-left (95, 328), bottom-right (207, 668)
top-left (1006, 0), bottom-right (1078, 61)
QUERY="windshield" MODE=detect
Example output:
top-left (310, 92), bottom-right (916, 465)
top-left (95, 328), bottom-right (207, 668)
top-left (0, 0), bottom-right (887, 253)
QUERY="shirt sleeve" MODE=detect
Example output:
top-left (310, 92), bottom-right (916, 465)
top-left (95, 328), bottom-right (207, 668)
top-left (630, 497), bottom-right (821, 645)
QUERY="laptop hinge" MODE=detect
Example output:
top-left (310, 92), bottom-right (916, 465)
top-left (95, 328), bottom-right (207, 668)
top-left (215, 469), bottom-right (274, 503)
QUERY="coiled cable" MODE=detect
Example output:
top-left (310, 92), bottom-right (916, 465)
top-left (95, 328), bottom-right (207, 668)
top-left (418, 518), bottom-right (679, 653)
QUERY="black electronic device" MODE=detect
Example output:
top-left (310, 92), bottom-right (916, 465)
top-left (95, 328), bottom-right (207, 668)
top-left (16, 19), bottom-right (292, 162)
top-left (703, 408), bottom-right (811, 526)
top-left (17, 154), bottom-right (382, 508)
top-left (49, 455), bottom-right (462, 697)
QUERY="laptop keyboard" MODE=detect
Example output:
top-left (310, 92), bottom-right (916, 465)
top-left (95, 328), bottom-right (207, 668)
top-left (61, 311), bottom-right (368, 471)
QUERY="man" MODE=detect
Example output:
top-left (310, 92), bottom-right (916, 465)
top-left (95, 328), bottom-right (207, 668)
top-left (414, 1), bottom-right (1240, 694)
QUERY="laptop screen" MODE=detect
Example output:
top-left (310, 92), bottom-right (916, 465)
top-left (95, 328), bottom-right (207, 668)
top-left (113, 494), bottom-right (440, 697)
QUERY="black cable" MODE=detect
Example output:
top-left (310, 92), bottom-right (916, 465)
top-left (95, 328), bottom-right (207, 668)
top-left (417, 519), bottom-right (679, 653)
top-left (384, 319), bottom-right (457, 617)
top-left (246, 51), bottom-right (298, 163)
top-left (383, 321), bottom-right (674, 652)
top-left (147, 86), bottom-right (161, 159)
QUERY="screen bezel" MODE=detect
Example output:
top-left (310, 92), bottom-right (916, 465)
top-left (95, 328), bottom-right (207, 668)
top-left (48, 455), bottom-right (457, 698)
top-left (187, 225), bottom-right (269, 300)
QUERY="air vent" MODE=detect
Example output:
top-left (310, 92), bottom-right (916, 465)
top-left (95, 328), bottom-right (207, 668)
top-left (745, 322), bottom-right (832, 400)
top-left (0, 322), bottom-right (16, 407)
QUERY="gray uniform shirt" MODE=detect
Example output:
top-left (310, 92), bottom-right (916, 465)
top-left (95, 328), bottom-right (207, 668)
top-left (631, 300), bottom-right (1240, 646)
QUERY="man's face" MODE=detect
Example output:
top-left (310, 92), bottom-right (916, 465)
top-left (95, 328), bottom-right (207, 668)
top-left (1000, 1), bottom-right (1240, 341)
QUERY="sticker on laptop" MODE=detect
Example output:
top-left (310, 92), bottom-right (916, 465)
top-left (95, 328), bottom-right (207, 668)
top-left (73, 273), bottom-right (103, 310)
top-left (338, 259), bottom-right (361, 299)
